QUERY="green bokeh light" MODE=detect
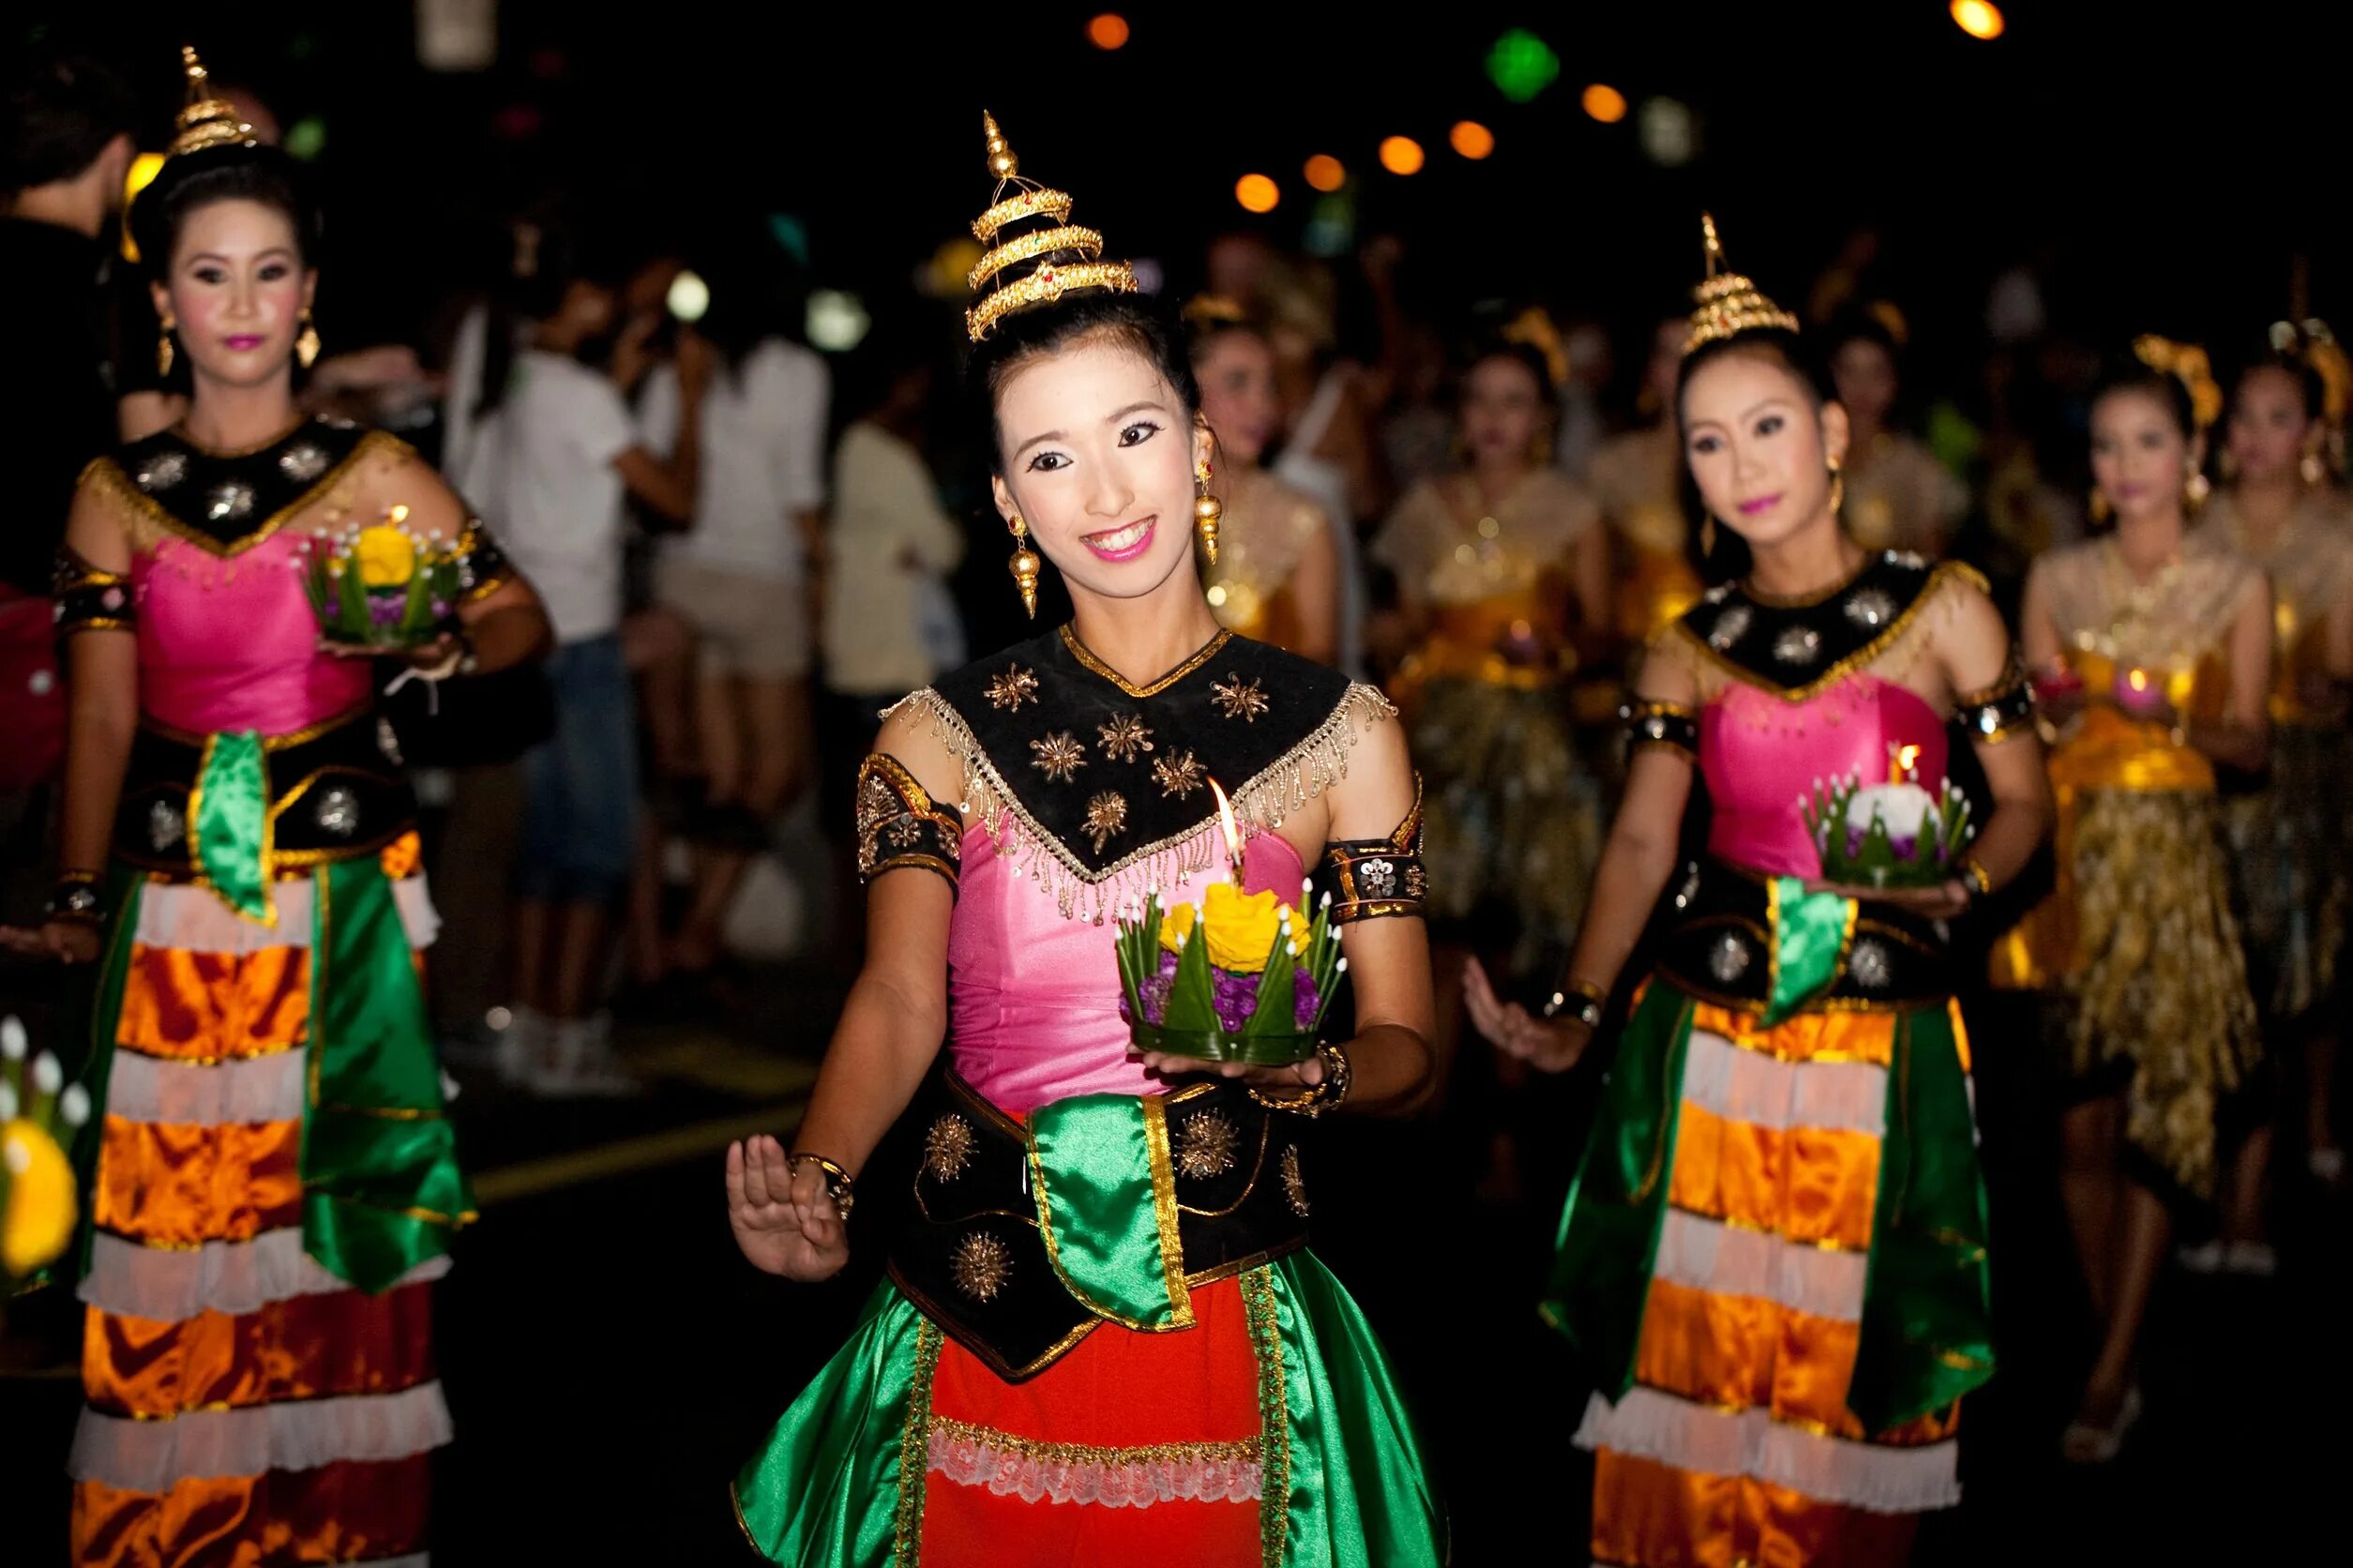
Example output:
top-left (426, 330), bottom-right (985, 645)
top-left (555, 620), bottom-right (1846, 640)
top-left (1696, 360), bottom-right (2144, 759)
top-left (1486, 28), bottom-right (1561, 104)
top-left (285, 117), bottom-right (327, 161)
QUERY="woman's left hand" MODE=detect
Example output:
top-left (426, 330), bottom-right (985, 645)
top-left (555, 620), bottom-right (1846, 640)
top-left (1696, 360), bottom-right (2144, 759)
top-left (1805, 879), bottom-right (1972, 920)
top-left (1129, 1046), bottom-right (1328, 1097)
top-left (318, 633), bottom-right (462, 672)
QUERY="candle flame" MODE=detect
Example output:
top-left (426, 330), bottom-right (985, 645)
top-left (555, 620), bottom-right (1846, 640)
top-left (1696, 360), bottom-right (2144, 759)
top-left (1891, 744), bottom-right (1922, 784)
top-left (386, 504), bottom-right (410, 526)
top-left (1208, 777), bottom-right (1244, 873)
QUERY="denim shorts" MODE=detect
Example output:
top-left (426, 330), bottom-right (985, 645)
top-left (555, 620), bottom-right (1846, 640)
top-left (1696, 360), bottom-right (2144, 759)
top-left (519, 634), bottom-right (639, 903)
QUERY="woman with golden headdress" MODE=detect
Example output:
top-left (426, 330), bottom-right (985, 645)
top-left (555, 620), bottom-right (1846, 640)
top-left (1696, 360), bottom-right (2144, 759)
top-left (1186, 296), bottom-right (1341, 664)
top-left (724, 117), bottom-right (1442, 1566)
top-left (1824, 307), bottom-right (1970, 559)
top-left (1990, 337), bottom-right (2272, 1462)
top-left (1466, 219), bottom-right (2051, 1564)
top-left (8, 49), bottom-right (551, 1565)
top-left (2195, 323), bottom-right (2353, 1201)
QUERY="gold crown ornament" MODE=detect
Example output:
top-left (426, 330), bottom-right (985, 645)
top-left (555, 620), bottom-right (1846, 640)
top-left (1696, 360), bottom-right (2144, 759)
top-left (169, 46), bottom-right (257, 160)
top-left (2132, 335), bottom-right (2224, 432)
top-left (965, 113), bottom-right (1138, 343)
top-left (1684, 214), bottom-right (1801, 355)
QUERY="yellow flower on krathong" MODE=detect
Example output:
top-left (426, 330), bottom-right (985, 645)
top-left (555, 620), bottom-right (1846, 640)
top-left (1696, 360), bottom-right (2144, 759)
top-left (2, 1120), bottom-right (77, 1277)
top-left (1160, 884), bottom-right (1305, 972)
top-left (354, 524), bottom-right (418, 589)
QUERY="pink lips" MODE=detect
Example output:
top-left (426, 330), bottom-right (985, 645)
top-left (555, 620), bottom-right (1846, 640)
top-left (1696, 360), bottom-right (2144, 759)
top-left (223, 335), bottom-right (266, 351)
top-left (1737, 493), bottom-right (1781, 517)
top-left (1081, 517), bottom-right (1157, 564)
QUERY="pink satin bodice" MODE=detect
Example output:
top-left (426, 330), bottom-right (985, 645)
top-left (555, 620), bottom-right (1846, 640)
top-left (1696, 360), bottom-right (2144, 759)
top-left (132, 532), bottom-right (371, 737)
top-left (948, 824), bottom-right (1307, 1118)
top-left (1699, 675), bottom-right (1950, 879)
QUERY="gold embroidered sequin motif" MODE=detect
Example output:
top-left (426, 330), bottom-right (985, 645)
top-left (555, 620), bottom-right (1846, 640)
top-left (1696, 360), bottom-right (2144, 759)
top-left (1279, 1145), bottom-right (1309, 1215)
top-left (1153, 749), bottom-right (1207, 800)
top-left (1211, 673), bottom-right (1272, 723)
top-left (951, 1232), bottom-right (1013, 1302)
top-left (1082, 792), bottom-right (1129, 852)
top-left (1173, 1110), bottom-right (1241, 1179)
top-left (985, 665), bottom-right (1042, 711)
top-left (923, 1115), bottom-right (975, 1183)
top-left (1096, 713), bottom-right (1154, 763)
top-left (1030, 731), bottom-right (1088, 783)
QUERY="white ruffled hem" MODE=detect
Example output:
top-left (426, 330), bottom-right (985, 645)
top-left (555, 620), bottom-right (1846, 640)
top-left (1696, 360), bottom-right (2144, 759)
top-left (79, 1227), bottom-right (452, 1323)
top-left (68, 1381), bottom-right (454, 1492)
top-left (1680, 1028), bottom-right (1890, 1137)
top-left (1575, 1389), bottom-right (1959, 1514)
top-left (132, 875), bottom-right (439, 954)
top-left (1651, 1209), bottom-right (1867, 1323)
top-left (103, 1048), bottom-right (308, 1125)
top-left (927, 1425), bottom-right (1262, 1508)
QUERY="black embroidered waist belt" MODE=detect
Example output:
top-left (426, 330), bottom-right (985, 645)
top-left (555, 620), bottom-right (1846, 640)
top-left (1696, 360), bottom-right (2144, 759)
top-left (115, 703), bottom-right (417, 882)
top-left (884, 1068), bottom-right (1313, 1381)
top-left (1653, 857), bottom-right (1954, 1015)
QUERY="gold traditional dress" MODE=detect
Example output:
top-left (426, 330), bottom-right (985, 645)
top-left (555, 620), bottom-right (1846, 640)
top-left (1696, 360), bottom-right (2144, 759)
top-left (1371, 468), bottom-right (1601, 975)
top-left (1991, 533), bottom-right (2265, 1197)
top-left (1202, 468), bottom-right (1330, 656)
top-left (1586, 425), bottom-right (1703, 646)
top-left (1840, 433), bottom-right (1968, 557)
top-left (2197, 488), bottom-right (2353, 1027)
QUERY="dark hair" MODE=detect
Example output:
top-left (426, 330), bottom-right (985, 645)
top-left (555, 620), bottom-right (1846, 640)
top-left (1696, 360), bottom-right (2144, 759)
top-left (473, 203), bottom-right (636, 417)
top-left (2228, 339), bottom-right (2327, 426)
top-left (2089, 354), bottom-right (2197, 441)
top-left (1461, 339), bottom-right (1560, 409)
top-left (1674, 327), bottom-right (1840, 584)
top-left (964, 288), bottom-right (1200, 474)
top-left (0, 48), bottom-right (136, 192)
top-left (130, 144), bottom-right (320, 279)
top-left (692, 229), bottom-right (810, 374)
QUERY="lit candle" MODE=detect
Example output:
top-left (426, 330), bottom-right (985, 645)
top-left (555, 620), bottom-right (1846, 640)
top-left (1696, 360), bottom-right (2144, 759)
top-left (1889, 743), bottom-right (1922, 785)
top-left (1208, 777), bottom-right (1244, 884)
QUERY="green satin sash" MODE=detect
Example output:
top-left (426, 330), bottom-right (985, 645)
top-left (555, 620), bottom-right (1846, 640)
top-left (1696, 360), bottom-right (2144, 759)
top-left (298, 855), bottom-right (472, 1291)
top-left (732, 1283), bottom-right (935, 1567)
top-left (1848, 1004), bottom-right (1996, 1430)
top-left (55, 869), bottom-right (143, 1287)
top-left (190, 731), bottom-right (271, 922)
top-left (1025, 1092), bottom-right (1192, 1330)
top-left (1257, 1256), bottom-right (1448, 1567)
top-left (1540, 982), bottom-right (1693, 1395)
top-left (1765, 875), bottom-right (1857, 1024)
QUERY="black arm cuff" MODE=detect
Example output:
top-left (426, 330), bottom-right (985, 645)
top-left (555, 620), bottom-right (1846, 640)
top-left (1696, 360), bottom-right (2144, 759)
top-left (1622, 699), bottom-right (1698, 758)
top-left (855, 753), bottom-right (962, 894)
top-left (1321, 775), bottom-right (1426, 923)
top-left (53, 549), bottom-right (134, 634)
top-left (1955, 663), bottom-right (2036, 744)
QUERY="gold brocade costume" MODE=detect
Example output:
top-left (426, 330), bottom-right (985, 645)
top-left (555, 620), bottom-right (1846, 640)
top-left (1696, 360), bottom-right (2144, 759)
top-left (1201, 468), bottom-right (1330, 654)
top-left (1586, 425), bottom-right (1704, 645)
top-left (2198, 490), bottom-right (2353, 1025)
top-left (1841, 432), bottom-right (1968, 557)
top-left (1372, 469), bottom-right (1602, 974)
top-left (1991, 535), bottom-right (2265, 1198)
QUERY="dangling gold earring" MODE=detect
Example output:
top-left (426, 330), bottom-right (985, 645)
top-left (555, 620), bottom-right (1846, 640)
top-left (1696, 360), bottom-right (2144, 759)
top-left (295, 309), bottom-right (321, 370)
top-left (2089, 486), bottom-right (2112, 523)
top-left (1194, 460), bottom-right (1222, 566)
top-left (2185, 468), bottom-right (2211, 507)
top-left (157, 313), bottom-right (176, 378)
top-left (1826, 456), bottom-right (1846, 517)
top-left (1006, 514), bottom-right (1041, 619)
top-left (2301, 446), bottom-right (2328, 487)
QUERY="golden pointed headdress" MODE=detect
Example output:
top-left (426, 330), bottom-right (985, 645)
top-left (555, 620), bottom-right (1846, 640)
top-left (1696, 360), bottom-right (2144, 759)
top-left (965, 113), bottom-right (1138, 343)
top-left (2133, 334), bottom-right (2223, 432)
top-left (1683, 214), bottom-right (1800, 355)
top-left (169, 46), bottom-right (256, 160)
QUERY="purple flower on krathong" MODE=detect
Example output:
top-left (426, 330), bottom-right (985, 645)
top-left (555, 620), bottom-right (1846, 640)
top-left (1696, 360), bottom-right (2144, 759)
top-left (1293, 969), bottom-right (1320, 1030)
top-left (1139, 949), bottom-right (1180, 1024)
top-left (1212, 969), bottom-right (1257, 1033)
top-left (430, 599), bottom-right (450, 618)
top-left (368, 594), bottom-right (404, 626)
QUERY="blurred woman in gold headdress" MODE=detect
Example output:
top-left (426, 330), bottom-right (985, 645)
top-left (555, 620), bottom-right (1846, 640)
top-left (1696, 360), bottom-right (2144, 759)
top-left (1187, 297), bottom-right (1340, 664)
top-left (1992, 340), bottom-right (2271, 1463)
top-left (1825, 307), bottom-right (1968, 559)
top-left (1371, 332), bottom-right (1608, 1188)
top-left (1586, 313), bottom-right (1707, 649)
top-left (2196, 325), bottom-right (2353, 1197)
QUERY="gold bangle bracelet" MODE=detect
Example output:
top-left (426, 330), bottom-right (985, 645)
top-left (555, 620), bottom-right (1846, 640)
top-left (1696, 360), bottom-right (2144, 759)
top-left (1956, 858), bottom-right (1994, 897)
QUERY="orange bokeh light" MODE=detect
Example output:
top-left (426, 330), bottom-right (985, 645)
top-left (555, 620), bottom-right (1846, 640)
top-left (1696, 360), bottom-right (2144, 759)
top-left (1450, 120), bottom-right (1496, 159)
top-left (1949, 1), bottom-right (2004, 39)
top-left (1379, 136), bottom-right (1425, 176)
top-left (1582, 83), bottom-right (1629, 124)
top-left (1087, 13), bottom-right (1131, 50)
top-left (1304, 154), bottom-right (1346, 192)
top-left (1234, 173), bottom-right (1281, 214)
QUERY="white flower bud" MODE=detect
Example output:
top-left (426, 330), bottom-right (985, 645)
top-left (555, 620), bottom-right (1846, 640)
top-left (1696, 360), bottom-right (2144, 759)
top-left (0, 1016), bottom-right (23, 1060)
top-left (59, 1083), bottom-right (91, 1126)
top-left (32, 1053), bottom-right (63, 1094)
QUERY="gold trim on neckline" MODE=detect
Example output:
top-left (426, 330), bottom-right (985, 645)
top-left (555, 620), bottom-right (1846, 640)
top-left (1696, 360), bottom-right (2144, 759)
top-left (83, 429), bottom-right (406, 561)
top-left (1060, 625), bottom-right (1233, 698)
top-left (167, 417), bottom-right (314, 460)
top-left (1738, 550), bottom-right (1875, 609)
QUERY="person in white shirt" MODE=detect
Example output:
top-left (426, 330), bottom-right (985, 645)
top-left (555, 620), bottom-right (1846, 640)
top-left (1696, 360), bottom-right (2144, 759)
top-left (467, 223), bottom-right (707, 1092)
top-left (638, 262), bottom-right (829, 974)
top-left (822, 361), bottom-right (965, 706)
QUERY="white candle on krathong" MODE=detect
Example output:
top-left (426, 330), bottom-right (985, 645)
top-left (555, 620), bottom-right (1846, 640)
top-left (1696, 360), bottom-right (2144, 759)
top-left (1209, 777), bottom-right (1244, 886)
top-left (1889, 743), bottom-right (1922, 785)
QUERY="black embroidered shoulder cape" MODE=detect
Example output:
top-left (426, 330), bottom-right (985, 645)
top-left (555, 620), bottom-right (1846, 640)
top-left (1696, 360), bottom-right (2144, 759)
top-left (891, 626), bottom-right (1393, 921)
top-left (82, 417), bottom-right (396, 555)
top-left (1663, 550), bottom-right (1985, 701)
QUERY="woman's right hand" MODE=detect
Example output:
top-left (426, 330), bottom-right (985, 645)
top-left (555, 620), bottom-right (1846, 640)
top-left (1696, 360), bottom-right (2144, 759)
top-left (726, 1135), bottom-right (850, 1281)
top-left (0, 920), bottom-right (103, 965)
top-left (1463, 957), bottom-right (1592, 1074)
